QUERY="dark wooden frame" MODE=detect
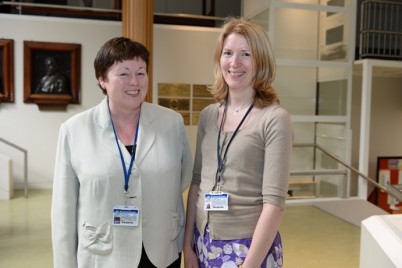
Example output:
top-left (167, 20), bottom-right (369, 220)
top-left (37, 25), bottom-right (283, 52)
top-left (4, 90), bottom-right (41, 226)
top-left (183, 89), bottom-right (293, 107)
top-left (0, 39), bottom-right (14, 103)
top-left (23, 41), bottom-right (81, 108)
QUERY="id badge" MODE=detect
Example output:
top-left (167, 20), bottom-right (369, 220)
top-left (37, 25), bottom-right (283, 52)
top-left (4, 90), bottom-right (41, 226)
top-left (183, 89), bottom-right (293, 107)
top-left (204, 191), bottom-right (229, 211)
top-left (112, 205), bottom-right (139, 227)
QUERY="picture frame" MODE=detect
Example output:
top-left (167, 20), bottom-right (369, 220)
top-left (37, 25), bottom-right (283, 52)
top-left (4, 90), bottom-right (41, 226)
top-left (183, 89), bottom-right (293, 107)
top-left (375, 156), bottom-right (402, 213)
top-left (23, 41), bottom-right (81, 108)
top-left (0, 39), bottom-right (14, 103)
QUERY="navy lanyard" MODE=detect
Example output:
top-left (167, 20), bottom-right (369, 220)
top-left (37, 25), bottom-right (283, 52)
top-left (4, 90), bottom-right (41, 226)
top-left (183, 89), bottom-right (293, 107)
top-left (108, 104), bottom-right (140, 194)
top-left (215, 102), bottom-right (253, 190)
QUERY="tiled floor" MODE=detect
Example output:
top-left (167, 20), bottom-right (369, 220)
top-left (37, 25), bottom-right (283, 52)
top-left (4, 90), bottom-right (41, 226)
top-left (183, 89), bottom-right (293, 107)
top-left (0, 190), bottom-right (360, 267)
top-left (0, 190), bottom-right (53, 268)
top-left (281, 205), bottom-right (360, 268)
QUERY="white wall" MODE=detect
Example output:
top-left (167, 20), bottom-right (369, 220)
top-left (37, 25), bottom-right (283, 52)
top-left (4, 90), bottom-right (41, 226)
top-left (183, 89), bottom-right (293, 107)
top-left (351, 74), bottom-right (402, 194)
top-left (0, 14), bottom-right (219, 189)
top-left (153, 24), bottom-right (220, 152)
top-left (241, 0), bottom-right (269, 18)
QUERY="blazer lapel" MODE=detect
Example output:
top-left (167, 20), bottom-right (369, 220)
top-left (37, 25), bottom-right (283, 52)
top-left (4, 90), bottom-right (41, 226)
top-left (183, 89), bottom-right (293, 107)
top-left (96, 99), bottom-right (156, 166)
top-left (135, 102), bottom-right (156, 166)
top-left (95, 98), bottom-right (122, 161)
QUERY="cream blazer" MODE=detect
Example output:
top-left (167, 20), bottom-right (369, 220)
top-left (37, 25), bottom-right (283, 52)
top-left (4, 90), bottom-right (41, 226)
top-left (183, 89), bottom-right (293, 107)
top-left (51, 98), bottom-right (193, 268)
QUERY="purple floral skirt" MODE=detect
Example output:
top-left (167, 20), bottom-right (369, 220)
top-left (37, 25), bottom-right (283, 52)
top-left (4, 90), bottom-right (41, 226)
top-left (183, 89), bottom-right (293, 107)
top-left (194, 225), bottom-right (283, 268)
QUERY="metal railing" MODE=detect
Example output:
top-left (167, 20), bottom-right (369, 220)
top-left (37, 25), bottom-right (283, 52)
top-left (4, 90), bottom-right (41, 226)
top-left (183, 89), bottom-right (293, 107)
top-left (0, 137), bottom-right (28, 198)
top-left (359, 0), bottom-right (402, 60)
top-left (292, 143), bottom-right (402, 202)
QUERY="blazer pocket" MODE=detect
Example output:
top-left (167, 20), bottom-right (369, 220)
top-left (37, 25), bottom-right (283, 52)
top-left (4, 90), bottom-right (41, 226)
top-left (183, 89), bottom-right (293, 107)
top-left (170, 208), bottom-right (185, 241)
top-left (81, 220), bottom-right (113, 255)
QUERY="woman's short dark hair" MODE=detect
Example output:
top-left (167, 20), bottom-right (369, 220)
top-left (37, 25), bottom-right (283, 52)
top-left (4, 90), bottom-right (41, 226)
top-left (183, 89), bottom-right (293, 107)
top-left (94, 37), bottom-right (150, 94)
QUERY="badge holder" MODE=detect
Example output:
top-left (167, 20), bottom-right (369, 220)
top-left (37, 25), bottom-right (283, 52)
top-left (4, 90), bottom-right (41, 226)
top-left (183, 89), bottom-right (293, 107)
top-left (204, 191), bottom-right (229, 211)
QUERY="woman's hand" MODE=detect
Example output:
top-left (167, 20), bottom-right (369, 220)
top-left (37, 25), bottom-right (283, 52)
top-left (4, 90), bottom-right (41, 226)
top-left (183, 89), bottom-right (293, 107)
top-left (183, 246), bottom-right (199, 268)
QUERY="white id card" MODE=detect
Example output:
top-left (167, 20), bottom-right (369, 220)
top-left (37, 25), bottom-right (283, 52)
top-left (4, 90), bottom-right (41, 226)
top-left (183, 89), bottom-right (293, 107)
top-left (112, 205), bottom-right (139, 227)
top-left (204, 191), bottom-right (229, 211)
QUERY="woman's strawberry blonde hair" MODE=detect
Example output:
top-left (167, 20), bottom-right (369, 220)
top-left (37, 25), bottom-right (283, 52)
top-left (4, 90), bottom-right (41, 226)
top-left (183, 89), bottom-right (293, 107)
top-left (210, 17), bottom-right (279, 107)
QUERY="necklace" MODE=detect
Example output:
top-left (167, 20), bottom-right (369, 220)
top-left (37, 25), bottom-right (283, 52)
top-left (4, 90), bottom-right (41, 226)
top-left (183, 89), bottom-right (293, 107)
top-left (233, 103), bottom-right (252, 113)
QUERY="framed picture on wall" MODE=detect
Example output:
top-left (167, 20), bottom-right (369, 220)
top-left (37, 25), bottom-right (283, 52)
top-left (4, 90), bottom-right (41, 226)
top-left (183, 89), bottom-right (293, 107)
top-left (23, 41), bottom-right (81, 108)
top-left (0, 39), bottom-right (14, 103)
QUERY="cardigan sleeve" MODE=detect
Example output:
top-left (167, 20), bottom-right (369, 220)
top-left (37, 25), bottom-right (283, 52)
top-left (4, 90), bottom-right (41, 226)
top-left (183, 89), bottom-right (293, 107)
top-left (262, 106), bottom-right (293, 208)
top-left (191, 104), bottom-right (216, 186)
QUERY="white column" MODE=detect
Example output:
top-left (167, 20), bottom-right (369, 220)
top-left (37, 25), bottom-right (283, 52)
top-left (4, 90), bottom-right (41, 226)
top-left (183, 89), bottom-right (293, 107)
top-left (358, 59), bottom-right (372, 198)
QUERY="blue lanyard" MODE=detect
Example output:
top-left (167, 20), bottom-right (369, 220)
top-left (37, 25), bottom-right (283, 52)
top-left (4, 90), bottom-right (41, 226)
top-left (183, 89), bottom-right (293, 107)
top-left (215, 102), bottom-right (253, 190)
top-left (108, 104), bottom-right (140, 194)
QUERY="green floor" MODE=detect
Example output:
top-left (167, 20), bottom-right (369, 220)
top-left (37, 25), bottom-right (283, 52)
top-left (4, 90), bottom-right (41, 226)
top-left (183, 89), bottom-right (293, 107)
top-left (0, 190), bottom-right (360, 267)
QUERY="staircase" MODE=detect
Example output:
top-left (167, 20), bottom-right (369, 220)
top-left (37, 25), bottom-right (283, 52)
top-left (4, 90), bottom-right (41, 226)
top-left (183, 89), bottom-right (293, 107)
top-left (0, 137), bottom-right (28, 199)
top-left (314, 198), bottom-right (389, 227)
top-left (0, 153), bottom-right (13, 200)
